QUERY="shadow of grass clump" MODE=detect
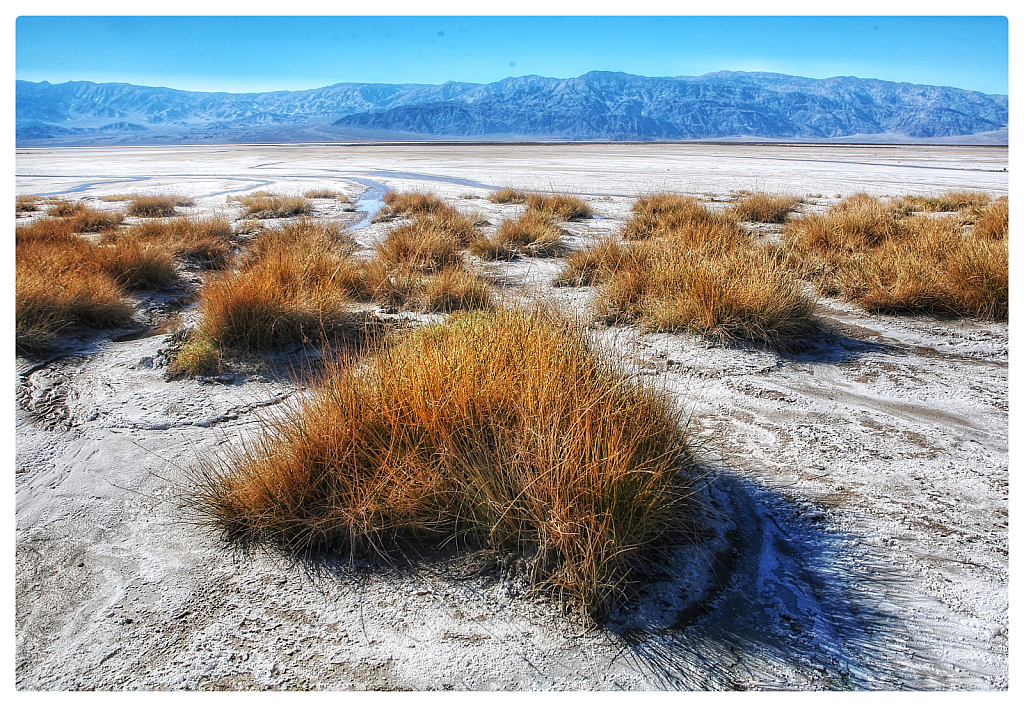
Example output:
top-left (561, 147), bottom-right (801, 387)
top-left (192, 308), bottom-right (697, 619)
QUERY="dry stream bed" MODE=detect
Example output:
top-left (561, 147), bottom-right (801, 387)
top-left (14, 144), bottom-right (1008, 690)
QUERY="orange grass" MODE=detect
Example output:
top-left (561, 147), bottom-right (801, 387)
top-left (620, 194), bottom-right (733, 240)
top-left (524, 192), bottom-right (592, 220)
top-left (127, 194), bottom-right (195, 217)
top-left (488, 187), bottom-right (529, 204)
top-left (784, 195), bottom-right (1008, 319)
top-left (192, 308), bottom-right (695, 617)
top-left (16, 195), bottom-right (40, 213)
top-left (45, 200), bottom-right (126, 232)
top-left (376, 190), bottom-right (452, 220)
top-left (196, 220), bottom-right (362, 350)
top-left (729, 192), bottom-right (801, 223)
top-left (469, 210), bottom-right (564, 260)
top-left (235, 191), bottom-right (313, 219)
top-left (895, 190), bottom-right (991, 213)
top-left (119, 216), bottom-right (236, 268)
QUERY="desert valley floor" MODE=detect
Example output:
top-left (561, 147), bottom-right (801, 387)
top-left (14, 143), bottom-right (1009, 689)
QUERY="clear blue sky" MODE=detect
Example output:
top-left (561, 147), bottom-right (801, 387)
top-left (15, 15), bottom-right (1009, 95)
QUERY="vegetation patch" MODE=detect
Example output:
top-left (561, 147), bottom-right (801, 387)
top-left (235, 192), bottom-right (313, 219)
top-left (127, 194), bottom-right (195, 218)
top-left (303, 188), bottom-right (350, 202)
top-left (784, 194), bottom-right (1008, 319)
top-left (196, 220), bottom-right (363, 350)
top-left (193, 308), bottom-right (695, 618)
top-left (895, 190), bottom-right (991, 213)
top-left (376, 191), bottom-right (452, 221)
top-left (621, 194), bottom-right (732, 240)
top-left (120, 217), bottom-right (236, 268)
top-left (524, 193), bottom-right (592, 220)
top-left (46, 200), bottom-right (126, 232)
top-left (170, 338), bottom-right (221, 377)
top-left (469, 211), bottom-right (564, 260)
top-left (488, 187), bottom-right (529, 204)
top-left (16, 195), bottom-right (40, 213)
top-left (729, 192), bottom-right (802, 223)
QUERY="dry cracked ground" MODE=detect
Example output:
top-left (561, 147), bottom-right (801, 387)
top-left (14, 144), bottom-right (1009, 690)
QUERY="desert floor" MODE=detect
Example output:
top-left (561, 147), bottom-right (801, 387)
top-left (15, 143), bottom-right (1008, 689)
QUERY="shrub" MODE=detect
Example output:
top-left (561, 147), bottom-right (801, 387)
top-left (524, 193), bottom-right (592, 220)
top-left (488, 187), bottom-right (528, 204)
top-left (193, 308), bottom-right (694, 617)
top-left (729, 192), bottom-right (801, 223)
top-left (236, 192), bottom-right (313, 219)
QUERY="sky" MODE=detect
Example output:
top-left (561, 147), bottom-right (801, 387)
top-left (14, 11), bottom-right (1011, 95)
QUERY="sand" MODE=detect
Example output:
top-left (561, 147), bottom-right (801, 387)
top-left (14, 143), bottom-right (1008, 689)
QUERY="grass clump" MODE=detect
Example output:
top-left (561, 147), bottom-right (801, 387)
top-left (235, 192), bottom-right (313, 219)
top-left (785, 194), bottom-right (1008, 319)
top-left (620, 194), bottom-right (732, 240)
top-left (729, 192), bottom-right (802, 223)
top-left (194, 308), bottom-right (694, 618)
top-left (376, 190), bottom-right (451, 220)
top-left (488, 187), bottom-right (529, 204)
top-left (196, 220), bottom-right (362, 350)
top-left (120, 217), bottom-right (236, 268)
top-left (469, 211), bottom-right (564, 260)
top-left (127, 194), bottom-right (195, 218)
top-left (303, 188), bottom-right (349, 202)
top-left (170, 338), bottom-right (221, 377)
top-left (895, 190), bottom-right (991, 213)
top-left (45, 200), bottom-right (126, 232)
top-left (16, 195), bottom-right (40, 213)
top-left (974, 197), bottom-right (1008, 240)
top-left (560, 206), bottom-right (816, 349)
top-left (524, 192), bottom-right (592, 220)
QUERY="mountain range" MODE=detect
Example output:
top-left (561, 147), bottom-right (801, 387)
top-left (16, 71), bottom-right (1009, 146)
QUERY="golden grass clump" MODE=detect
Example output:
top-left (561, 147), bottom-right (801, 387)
top-left (375, 212), bottom-right (478, 272)
top-left (488, 187), bottom-right (529, 204)
top-left (45, 199), bottom-right (126, 232)
top-left (620, 194), bottom-right (732, 240)
top-left (784, 195), bottom-right (1008, 319)
top-left (193, 308), bottom-right (694, 617)
top-left (973, 197), bottom-right (1008, 240)
top-left (170, 339), bottom-right (221, 377)
top-left (196, 220), bottom-right (361, 350)
top-left (377, 190), bottom-right (452, 220)
top-left (235, 191), bottom-right (313, 219)
top-left (120, 216), bottom-right (236, 268)
top-left (554, 238), bottom-right (632, 287)
top-left (16, 195), bottom-right (40, 213)
top-left (524, 192), bottom-right (592, 220)
top-left (896, 190), bottom-right (992, 213)
top-left (469, 211), bottom-right (564, 260)
top-left (127, 194), bottom-right (195, 218)
top-left (303, 188), bottom-right (350, 202)
top-left (729, 192), bottom-right (802, 223)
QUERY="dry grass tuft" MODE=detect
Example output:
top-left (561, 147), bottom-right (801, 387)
top-left (193, 308), bottom-right (694, 617)
top-left (469, 211), bottom-right (564, 260)
top-left (488, 187), bottom-right (529, 204)
top-left (44, 200), bottom-right (126, 232)
top-left (127, 194), bottom-right (195, 218)
top-left (729, 192), bottom-right (802, 223)
top-left (375, 212), bottom-right (477, 272)
top-left (420, 267), bottom-right (494, 312)
top-left (170, 339), bottom-right (221, 377)
top-left (16, 195), bottom-right (40, 213)
top-left (554, 238), bottom-right (632, 287)
top-left (784, 194), bottom-right (1008, 319)
top-left (303, 188), bottom-right (350, 202)
top-left (120, 217), bottom-right (236, 268)
top-left (621, 194), bottom-right (732, 240)
top-left (196, 220), bottom-right (362, 350)
top-left (235, 192), bottom-right (313, 219)
top-left (524, 193), bottom-right (592, 220)
top-left (973, 197), bottom-right (1008, 240)
top-left (376, 190), bottom-right (452, 220)
top-left (895, 190), bottom-right (992, 213)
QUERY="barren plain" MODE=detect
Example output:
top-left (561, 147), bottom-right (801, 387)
top-left (15, 143), bottom-right (1009, 689)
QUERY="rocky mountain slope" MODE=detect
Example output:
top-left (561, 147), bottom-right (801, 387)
top-left (17, 71), bottom-right (1008, 145)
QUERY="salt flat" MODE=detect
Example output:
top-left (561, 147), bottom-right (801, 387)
top-left (15, 143), bottom-right (1008, 689)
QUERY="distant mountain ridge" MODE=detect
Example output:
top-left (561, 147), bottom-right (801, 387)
top-left (16, 71), bottom-right (1009, 145)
